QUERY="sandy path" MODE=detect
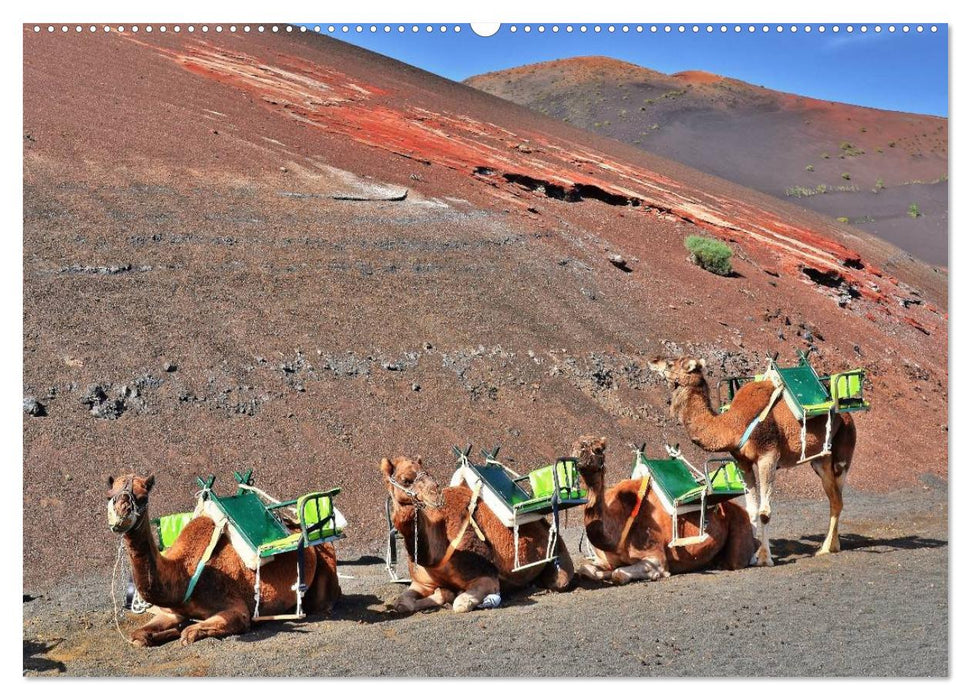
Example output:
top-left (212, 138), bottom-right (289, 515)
top-left (24, 484), bottom-right (947, 677)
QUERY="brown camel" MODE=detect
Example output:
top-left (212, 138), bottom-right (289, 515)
top-left (572, 437), bottom-right (754, 584)
top-left (107, 474), bottom-right (340, 647)
top-left (380, 456), bottom-right (574, 613)
top-left (648, 356), bottom-right (857, 565)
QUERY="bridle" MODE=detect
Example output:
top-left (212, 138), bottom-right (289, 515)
top-left (387, 470), bottom-right (443, 510)
top-left (387, 468), bottom-right (444, 568)
top-left (107, 477), bottom-right (144, 534)
top-left (577, 447), bottom-right (606, 474)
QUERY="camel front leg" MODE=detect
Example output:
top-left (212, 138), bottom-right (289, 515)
top-left (130, 609), bottom-right (187, 647)
top-left (753, 452), bottom-right (779, 566)
top-left (577, 547), bottom-right (614, 582)
top-left (578, 560), bottom-right (611, 582)
top-left (452, 576), bottom-right (500, 613)
top-left (393, 584), bottom-right (455, 614)
top-left (179, 606), bottom-right (250, 646)
top-left (812, 456), bottom-right (847, 555)
top-left (610, 554), bottom-right (670, 585)
top-left (736, 459), bottom-right (761, 547)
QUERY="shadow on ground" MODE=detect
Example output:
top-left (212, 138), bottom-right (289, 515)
top-left (772, 532), bottom-right (947, 564)
top-left (23, 639), bottom-right (66, 674)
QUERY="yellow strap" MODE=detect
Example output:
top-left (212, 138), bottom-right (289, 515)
top-left (438, 481), bottom-right (483, 568)
top-left (618, 475), bottom-right (651, 547)
top-left (182, 519), bottom-right (224, 603)
top-left (760, 383), bottom-right (785, 421)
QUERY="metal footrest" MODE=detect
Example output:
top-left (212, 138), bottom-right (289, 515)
top-left (669, 533), bottom-right (711, 548)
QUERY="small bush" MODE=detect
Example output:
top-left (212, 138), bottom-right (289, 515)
top-left (685, 236), bottom-right (733, 276)
top-left (806, 164), bottom-right (815, 172)
top-left (908, 203), bottom-right (921, 218)
top-left (836, 216), bottom-right (850, 224)
top-left (841, 172), bottom-right (852, 180)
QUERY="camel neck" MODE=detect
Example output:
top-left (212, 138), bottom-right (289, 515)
top-left (579, 466), bottom-right (619, 552)
top-left (393, 503), bottom-right (448, 567)
top-left (672, 381), bottom-right (734, 452)
top-left (123, 513), bottom-right (185, 608)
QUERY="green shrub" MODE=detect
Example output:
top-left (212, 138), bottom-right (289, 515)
top-left (836, 217), bottom-right (849, 224)
top-left (685, 236), bottom-right (733, 276)
top-left (908, 203), bottom-right (921, 218)
top-left (806, 164), bottom-right (814, 172)
top-left (841, 172), bottom-right (852, 180)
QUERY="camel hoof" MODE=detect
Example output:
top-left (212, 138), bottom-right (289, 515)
top-left (611, 569), bottom-right (633, 585)
top-left (815, 543), bottom-right (839, 556)
top-left (179, 628), bottom-right (200, 646)
top-left (392, 600), bottom-right (414, 614)
top-left (452, 593), bottom-right (477, 613)
top-left (754, 549), bottom-right (774, 567)
top-left (130, 636), bottom-right (149, 648)
top-left (578, 563), bottom-right (603, 581)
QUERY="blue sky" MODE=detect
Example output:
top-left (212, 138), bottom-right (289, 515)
top-left (314, 23), bottom-right (948, 117)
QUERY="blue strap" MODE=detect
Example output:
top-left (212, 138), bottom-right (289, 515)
top-left (737, 416), bottom-right (761, 450)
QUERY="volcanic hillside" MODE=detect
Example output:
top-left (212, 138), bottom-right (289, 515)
top-left (465, 57), bottom-right (948, 266)
top-left (23, 28), bottom-right (947, 589)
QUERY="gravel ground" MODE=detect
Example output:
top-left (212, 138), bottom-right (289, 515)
top-left (23, 483), bottom-right (948, 677)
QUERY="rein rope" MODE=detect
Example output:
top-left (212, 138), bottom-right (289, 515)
top-left (110, 540), bottom-right (136, 646)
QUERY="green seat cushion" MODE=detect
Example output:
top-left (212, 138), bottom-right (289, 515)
top-left (470, 463), bottom-right (534, 507)
top-left (528, 460), bottom-right (586, 501)
top-left (640, 457), bottom-right (706, 505)
top-left (258, 493), bottom-right (342, 557)
top-left (155, 512), bottom-right (194, 551)
top-left (777, 365), bottom-right (830, 409)
top-left (709, 462), bottom-right (746, 494)
top-left (210, 491), bottom-right (289, 552)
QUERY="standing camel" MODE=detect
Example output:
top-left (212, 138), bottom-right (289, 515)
top-left (106, 474), bottom-right (340, 646)
top-left (380, 456), bottom-right (574, 613)
top-left (572, 436), bottom-right (754, 584)
top-left (648, 356), bottom-right (856, 565)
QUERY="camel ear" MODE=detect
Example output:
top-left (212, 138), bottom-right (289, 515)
top-left (683, 358), bottom-right (701, 373)
top-left (697, 357), bottom-right (707, 369)
top-left (106, 475), bottom-right (115, 490)
top-left (380, 457), bottom-right (395, 479)
top-left (647, 357), bottom-right (668, 374)
top-left (415, 455), bottom-right (423, 466)
top-left (143, 475), bottom-right (155, 493)
top-left (599, 437), bottom-right (608, 448)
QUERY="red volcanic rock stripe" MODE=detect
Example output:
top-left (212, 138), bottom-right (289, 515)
top-left (124, 35), bottom-right (942, 337)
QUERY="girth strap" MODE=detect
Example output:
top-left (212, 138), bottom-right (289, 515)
top-left (618, 475), bottom-right (651, 547)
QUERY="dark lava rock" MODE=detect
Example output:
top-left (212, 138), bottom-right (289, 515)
top-left (23, 397), bottom-right (46, 417)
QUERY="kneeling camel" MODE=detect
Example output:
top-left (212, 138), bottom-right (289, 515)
top-left (381, 456), bottom-right (574, 613)
top-left (573, 437), bottom-right (755, 584)
top-left (107, 474), bottom-right (340, 646)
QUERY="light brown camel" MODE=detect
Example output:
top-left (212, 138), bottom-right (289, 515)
top-left (648, 356), bottom-right (857, 565)
top-left (106, 474), bottom-right (340, 646)
top-left (572, 436), bottom-right (754, 584)
top-left (381, 456), bottom-right (574, 613)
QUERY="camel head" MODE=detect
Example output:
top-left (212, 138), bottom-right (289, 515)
top-left (380, 456), bottom-right (444, 510)
top-left (106, 473), bottom-right (155, 534)
top-left (572, 436), bottom-right (608, 477)
top-left (648, 355), bottom-right (708, 390)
